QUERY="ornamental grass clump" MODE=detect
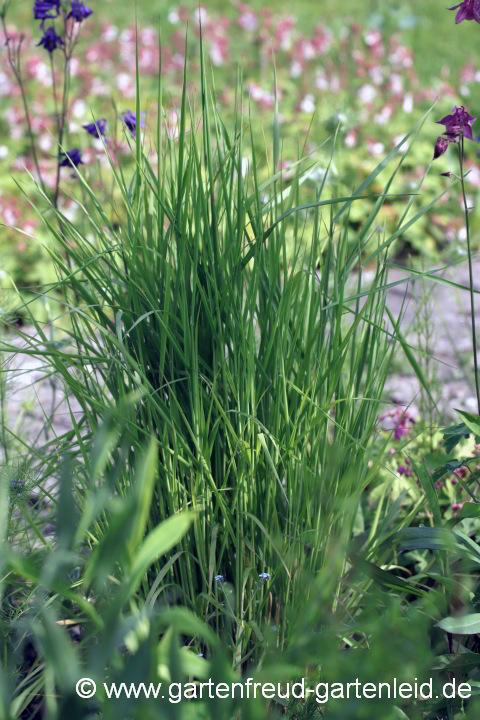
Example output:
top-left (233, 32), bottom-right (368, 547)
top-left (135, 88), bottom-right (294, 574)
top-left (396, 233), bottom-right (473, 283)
top-left (2, 11), bottom-right (454, 664)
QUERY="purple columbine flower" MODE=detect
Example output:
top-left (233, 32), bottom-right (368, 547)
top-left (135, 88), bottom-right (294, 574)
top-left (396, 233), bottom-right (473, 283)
top-left (59, 148), bottom-right (84, 170)
top-left (436, 105), bottom-right (477, 141)
top-left (434, 105), bottom-right (477, 162)
top-left (33, 0), bottom-right (60, 28)
top-left (122, 110), bottom-right (146, 137)
top-left (37, 26), bottom-right (65, 53)
top-left (67, 2), bottom-right (94, 22)
top-left (447, 0), bottom-right (480, 24)
top-left (82, 118), bottom-right (108, 138)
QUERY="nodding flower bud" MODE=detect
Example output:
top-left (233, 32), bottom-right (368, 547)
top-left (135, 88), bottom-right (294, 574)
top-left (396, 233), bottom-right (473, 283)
top-left (434, 136), bottom-right (451, 160)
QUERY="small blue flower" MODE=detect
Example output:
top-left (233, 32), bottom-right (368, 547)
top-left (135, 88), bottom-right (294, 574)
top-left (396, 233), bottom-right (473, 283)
top-left (10, 478), bottom-right (25, 491)
top-left (59, 148), bottom-right (83, 168)
top-left (67, 2), bottom-right (94, 22)
top-left (258, 572), bottom-right (271, 582)
top-left (214, 574), bottom-right (224, 583)
top-left (122, 110), bottom-right (146, 137)
top-left (37, 26), bottom-right (64, 53)
top-left (59, 149), bottom-right (84, 177)
top-left (196, 653), bottom-right (204, 657)
top-left (83, 118), bottom-right (108, 138)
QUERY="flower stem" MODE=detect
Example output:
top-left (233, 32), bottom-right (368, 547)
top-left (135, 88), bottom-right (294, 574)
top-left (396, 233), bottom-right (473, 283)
top-left (1, 18), bottom-right (46, 195)
top-left (459, 136), bottom-right (480, 415)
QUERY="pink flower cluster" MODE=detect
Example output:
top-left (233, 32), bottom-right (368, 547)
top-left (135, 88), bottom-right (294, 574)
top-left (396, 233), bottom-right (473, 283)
top-left (379, 406), bottom-right (416, 441)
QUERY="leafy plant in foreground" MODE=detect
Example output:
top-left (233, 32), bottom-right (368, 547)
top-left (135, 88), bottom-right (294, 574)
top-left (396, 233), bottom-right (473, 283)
top-left (2, 409), bottom-right (477, 720)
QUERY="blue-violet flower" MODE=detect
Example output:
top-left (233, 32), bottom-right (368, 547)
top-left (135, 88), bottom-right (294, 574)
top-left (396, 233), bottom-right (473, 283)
top-left (60, 148), bottom-right (84, 168)
top-left (67, 2), bottom-right (94, 22)
top-left (33, 0), bottom-right (60, 28)
top-left (436, 105), bottom-right (477, 141)
top-left (434, 106), bottom-right (477, 161)
top-left (83, 118), bottom-right (108, 138)
top-left (447, 1), bottom-right (480, 24)
top-left (37, 26), bottom-right (64, 53)
top-left (122, 110), bottom-right (146, 137)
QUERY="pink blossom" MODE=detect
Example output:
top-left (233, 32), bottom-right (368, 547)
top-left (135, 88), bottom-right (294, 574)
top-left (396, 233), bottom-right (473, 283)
top-left (236, 3), bottom-right (257, 32)
top-left (139, 27), bottom-right (157, 46)
top-left (312, 25), bottom-right (333, 55)
top-left (368, 65), bottom-right (384, 86)
top-left (330, 75), bottom-right (341, 92)
top-left (210, 36), bottom-right (229, 67)
top-left (299, 94), bottom-right (315, 113)
top-left (3, 206), bottom-right (18, 226)
top-left (100, 24), bottom-right (118, 42)
top-left (275, 15), bottom-right (296, 51)
top-left (315, 70), bottom-right (329, 90)
top-left (280, 160), bottom-right (295, 180)
top-left (357, 84), bottom-right (377, 104)
top-left (389, 74), bottom-right (404, 95)
top-left (248, 82), bottom-right (275, 109)
top-left (402, 94), bottom-right (413, 113)
top-left (119, 27), bottom-right (135, 44)
top-left (344, 130), bottom-right (357, 147)
top-left (23, 222), bottom-right (37, 235)
top-left (193, 6), bottom-right (209, 27)
top-left (388, 45), bottom-right (413, 68)
top-left (364, 30), bottom-right (382, 47)
top-left (374, 105), bottom-right (393, 125)
top-left (0, 71), bottom-right (13, 96)
top-left (460, 62), bottom-right (477, 84)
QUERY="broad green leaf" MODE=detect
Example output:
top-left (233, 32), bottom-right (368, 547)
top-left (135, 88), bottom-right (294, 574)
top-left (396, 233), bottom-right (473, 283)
top-left (31, 608), bottom-right (81, 691)
top-left (436, 613), bottom-right (480, 635)
top-left (455, 409), bottom-right (480, 438)
top-left (126, 512), bottom-right (196, 597)
top-left (446, 502), bottom-right (480, 528)
top-left (412, 458), bottom-right (441, 527)
top-left (128, 435), bottom-right (158, 555)
top-left (349, 553), bottom-right (426, 597)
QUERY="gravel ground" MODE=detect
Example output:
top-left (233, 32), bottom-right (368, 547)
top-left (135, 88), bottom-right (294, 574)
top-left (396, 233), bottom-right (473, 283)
top-left (381, 259), bottom-right (480, 420)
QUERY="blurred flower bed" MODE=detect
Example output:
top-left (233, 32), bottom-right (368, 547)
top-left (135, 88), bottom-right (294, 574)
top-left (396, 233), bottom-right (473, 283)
top-left (0, 1), bottom-right (479, 294)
